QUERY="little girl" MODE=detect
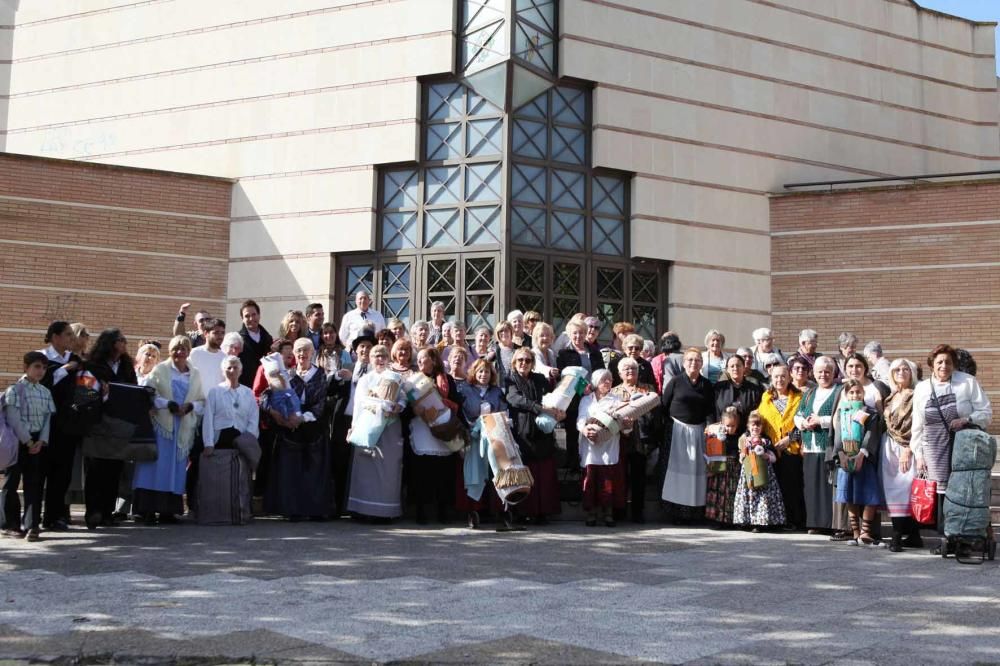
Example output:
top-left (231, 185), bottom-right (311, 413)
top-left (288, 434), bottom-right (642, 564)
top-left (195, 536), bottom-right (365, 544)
top-left (733, 411), bottom-right (786, 531)
top-left (704, 406), bottom-right (741, 527)
top-left (833, 379), bottom-right (884, 546)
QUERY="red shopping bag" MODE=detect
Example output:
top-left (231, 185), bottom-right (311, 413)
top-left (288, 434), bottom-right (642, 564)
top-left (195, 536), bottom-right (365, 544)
top-left (910, 476), bottom-right (937, 526)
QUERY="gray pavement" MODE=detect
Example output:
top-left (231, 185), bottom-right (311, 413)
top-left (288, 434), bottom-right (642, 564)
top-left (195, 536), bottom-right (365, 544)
top-left (1, 514), bottom-right (999, 665)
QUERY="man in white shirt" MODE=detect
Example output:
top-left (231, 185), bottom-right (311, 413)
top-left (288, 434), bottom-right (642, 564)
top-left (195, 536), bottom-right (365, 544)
top-left (185, 318), bottom-right (227, 514)
top-left (339, 290), bottom-right (386, 349)
top-left (188, 319), bottom-right (227, 389)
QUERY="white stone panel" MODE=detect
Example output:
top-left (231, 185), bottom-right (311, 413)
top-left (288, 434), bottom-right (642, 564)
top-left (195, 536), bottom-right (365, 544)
top-left (631, 216), bottom-right (770, 273)
top-left (612, 0), bottom-right (988, 87)
top-left (75, 122), bottom-right (420, 179)
top-left (229, 212), bottom-right (376, 259)
top-left (231, 170), bottom-right (377, 219)
top-left (14, 0), bottom-right (350, 56)
top-left (9, 0), bottom-right (454, 92)
top-left (228, 256), bottom-right (332, 301)
top-left (630, 180), bottom-right (770, 234)
top-left (561, 1), bottom-right (993, 123)
top-left (574, 44), bottom-right (995, 160)
top-left (6, 36), bottom-right (451, 129)
top-left (669, 265), bottom-right (771, 313)
top-left (13, 81), bottom-right (419, 159)
top-left (593, 84), bottom-right (997, 169)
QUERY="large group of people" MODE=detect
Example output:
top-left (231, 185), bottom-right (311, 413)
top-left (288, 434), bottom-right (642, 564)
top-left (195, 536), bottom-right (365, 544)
top-left (1, 293), bottom-right (992, 556)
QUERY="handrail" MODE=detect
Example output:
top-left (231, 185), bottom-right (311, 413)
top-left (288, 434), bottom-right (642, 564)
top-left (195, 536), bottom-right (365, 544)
top-left (783, 169), bottom-right (1000, 190)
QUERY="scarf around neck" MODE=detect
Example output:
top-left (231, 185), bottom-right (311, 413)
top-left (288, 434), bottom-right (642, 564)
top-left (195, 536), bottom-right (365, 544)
top-left (885, 388), bottom-right (914, 446)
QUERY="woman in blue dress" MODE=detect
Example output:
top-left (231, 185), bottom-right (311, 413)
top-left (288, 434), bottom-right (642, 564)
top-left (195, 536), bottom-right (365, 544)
top-left (133, 335), bottom-right (205, 524)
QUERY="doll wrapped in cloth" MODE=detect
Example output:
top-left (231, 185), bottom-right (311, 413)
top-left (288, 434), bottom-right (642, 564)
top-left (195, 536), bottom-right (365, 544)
top-left (480, 412), bottom-right (534, 505)
top-left (260, 353), bottom-right (305, 421)
top-left (347, 370), bottom-right (404, 453)
top-left (703, 422), bottom-right (729, 475)
top-left (535, 366), bottom-right (590, 434)
top-left (836, 397), bottom-right (870, 473)
top-left (584, 389), bottom-right (660, 445)
top-left (405, 373), bottom-right (465, 444)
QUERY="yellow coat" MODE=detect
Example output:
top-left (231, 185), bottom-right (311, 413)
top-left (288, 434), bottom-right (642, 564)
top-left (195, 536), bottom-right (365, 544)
top-left (758, 388), bottom-right (802, 455)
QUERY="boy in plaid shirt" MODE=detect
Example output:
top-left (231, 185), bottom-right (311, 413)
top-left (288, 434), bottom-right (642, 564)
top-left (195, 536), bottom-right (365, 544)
top-left (1, 351), bottom-right (57, 541)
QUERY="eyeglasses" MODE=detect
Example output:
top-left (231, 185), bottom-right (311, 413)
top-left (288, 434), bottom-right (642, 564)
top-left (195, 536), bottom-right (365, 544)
top-left (626, 345), bottom-right (642, 351)
top-left (587, 325), bottom-right (600, 330)
top-left (514, 358), bottom-right (533, 364)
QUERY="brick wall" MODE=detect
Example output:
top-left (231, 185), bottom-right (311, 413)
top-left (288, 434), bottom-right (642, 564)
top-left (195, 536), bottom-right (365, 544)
top-left (0, 152), bottom-right (232, 386)
top-left (770, 179), bottom-right (999, 432)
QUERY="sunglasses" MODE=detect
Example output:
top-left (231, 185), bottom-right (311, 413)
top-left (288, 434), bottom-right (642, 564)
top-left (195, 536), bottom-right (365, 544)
top-left (514, 358), bottom-right (533, 364)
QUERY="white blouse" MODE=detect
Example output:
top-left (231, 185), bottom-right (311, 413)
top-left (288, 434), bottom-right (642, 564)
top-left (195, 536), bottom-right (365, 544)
top-left (793, 386), bottom-right (836, 431)
top-left (533, 347), bottom-right (558, 378)
top-left (911, 371), bottom-right (992, 457)
top-left (202, 383), bottom-right (259, 445)
top-left (575, 392), bottom-right (621, 467)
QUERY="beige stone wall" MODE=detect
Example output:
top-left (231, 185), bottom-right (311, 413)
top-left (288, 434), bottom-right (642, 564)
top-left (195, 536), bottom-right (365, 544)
top-left (2, 0), bottom-right (998, 346)
top-left (561, 0), bottom-right (999, 347)
top-left (2, 0), bottom-right (455, 332)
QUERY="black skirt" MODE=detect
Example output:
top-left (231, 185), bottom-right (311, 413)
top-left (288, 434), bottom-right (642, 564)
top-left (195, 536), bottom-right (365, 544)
top-left (802, 452), bottom-right (832, 530)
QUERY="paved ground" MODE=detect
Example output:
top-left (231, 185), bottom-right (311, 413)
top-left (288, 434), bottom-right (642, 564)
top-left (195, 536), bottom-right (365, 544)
top-left (1, 511), bottom-right (999, 665)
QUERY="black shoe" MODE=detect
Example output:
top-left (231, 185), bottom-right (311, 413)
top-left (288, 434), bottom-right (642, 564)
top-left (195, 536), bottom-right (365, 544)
top-left (829, 531), bottom-right (852, 542)
top-left (1, 528), bottom-right (26, 538)
top-left (416, 506), bottom-right (429, 525)
top-left (889, 535), bottom-right (904, 553)
top-left (85, 512), bottom-right (102, 531)
top-left (45, 518), bottom-right (69, 532)
top-left (535, 515), bottom-right (549, 526)
top-left (467, 511), bottom-right (480, 529)
top-left (585, 519), bottom-right (597, 527)
top-left (604, 517), bottom-right (616, 528)
top-left (902, 534), bottom-right (925, 549)
top-left (631, 513), bottom-right (646, 524)
top-left (157, 513), bottom-right (179, 525)
top-left (141, 513), bottom-right (157, 526)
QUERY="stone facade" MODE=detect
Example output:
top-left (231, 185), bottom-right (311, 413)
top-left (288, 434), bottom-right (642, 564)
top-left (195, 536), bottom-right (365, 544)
top-left (0, 0), bottom-right (997, 348)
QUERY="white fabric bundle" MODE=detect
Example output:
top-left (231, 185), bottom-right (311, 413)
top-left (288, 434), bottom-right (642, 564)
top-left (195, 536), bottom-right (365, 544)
top-left (586, 389), bottom-right (660, 445)
top-left (348, 370), bottom-right (403, 450)
top-left (405, 373), bottom-right (451, 428)
top-left (480, 412), bottom-right (533, 505)
top-left (541, 366), bottom-right (589, 412)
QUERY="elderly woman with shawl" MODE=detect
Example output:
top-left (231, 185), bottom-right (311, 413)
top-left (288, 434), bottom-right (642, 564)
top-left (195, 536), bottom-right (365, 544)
top-left (264, 337), bottom-right (334, 520)
top-left (793, 356), bottom-right (842, 534)
top-left (133, 335), bottom-right (205, 524)
top-left (880, 358), bottom-right (922, 552)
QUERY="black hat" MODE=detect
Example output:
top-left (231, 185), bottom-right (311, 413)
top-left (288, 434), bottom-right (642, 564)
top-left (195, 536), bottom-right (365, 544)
top-left (352, 333), bottom-right (377, 351)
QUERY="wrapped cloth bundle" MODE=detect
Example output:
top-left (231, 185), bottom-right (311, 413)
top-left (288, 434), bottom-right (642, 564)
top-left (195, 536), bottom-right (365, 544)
top-left (703, 422), bottom-right (729, 474)
top-left (480, 412), bottom-right (533, 505)
top-left (536, 366), bottom-right (590, 433)
top-left (348, 370), bottom-right (404, 451)
top-left (837, 400), bottom-right (869, 472)
top-left (584, 389), bottom-right (660, 445)
top-left (405, 373), bottom-right (464, 443)
top-left (741, 435), bottom-right (770, 489)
